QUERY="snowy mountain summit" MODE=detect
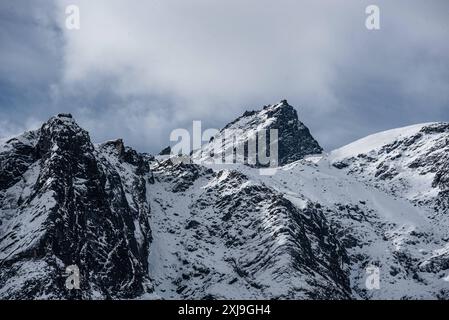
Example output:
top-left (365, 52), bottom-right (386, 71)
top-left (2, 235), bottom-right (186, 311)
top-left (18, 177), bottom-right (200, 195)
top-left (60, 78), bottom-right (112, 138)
top-left (194, 100), bottom-right (322, 167)
top-left (1, 102), bottom-right (448, 299)
top-left (331, 122), bottom-right (449, 221)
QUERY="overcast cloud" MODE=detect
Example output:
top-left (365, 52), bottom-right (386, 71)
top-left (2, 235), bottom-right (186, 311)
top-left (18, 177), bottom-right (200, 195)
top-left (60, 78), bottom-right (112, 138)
top-left (1, 0), bottom-right (448, 153)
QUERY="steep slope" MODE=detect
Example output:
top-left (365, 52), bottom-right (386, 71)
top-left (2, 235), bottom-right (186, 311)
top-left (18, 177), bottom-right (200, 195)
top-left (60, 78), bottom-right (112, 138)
top-left (0, 114), bottom-right (152, 299)
top-left (148, 152), bottom-right (449, 299)
top-left (242, 157), bottom-right (449, 299)
top-left (194, 100), bottom-right (322, 166)
top-left (330, 122), bottom-right (449, 226)
top-left (329, 123), bottom-right (449, 298)
top-left (1, 108), bottom-right (449, 300)
top-left (147, 159), bottom-right (350, 299)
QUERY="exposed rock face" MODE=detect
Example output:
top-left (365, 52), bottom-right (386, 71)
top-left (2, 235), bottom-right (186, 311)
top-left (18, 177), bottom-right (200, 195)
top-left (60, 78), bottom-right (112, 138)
top-left (195, 100), bottom-right (323, 166)
top-left (330, 122), bottom-right (449, 222)
top-left (1, 104), bottom-right (449, 300)
top-left (258, 100), bottom-right (323, 164)
top-left (0, 115), bottom-right (152, 299)
top-left (0, 131), bottom-right (39, 191)
top-left (159, 146), bottom-right (171, 156)
top-left (148, 161), bottom-right (350, 299)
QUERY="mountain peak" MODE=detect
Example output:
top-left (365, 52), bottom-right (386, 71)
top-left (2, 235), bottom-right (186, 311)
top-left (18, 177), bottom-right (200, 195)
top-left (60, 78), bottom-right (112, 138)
top-left (330, 122), bottom-right (443, 162)
top-left (265, 99), bottom-right (289, 110)
top-left (0, 113), bottom-right (151, 299)
top-left (57, 113), bottom-right (73, 119)
top-left (2, 107), bottom-right (449, 300)
top-left (261, 101), bottom-right (323, 164)
top-left (37, 114), bottom-right (93, 158)
top-left (330, 121), bottom-right (449, 220)
top-left (197, 100), bottom-right (323, 166)
top-left (42, 113), bottom-right (79, 132)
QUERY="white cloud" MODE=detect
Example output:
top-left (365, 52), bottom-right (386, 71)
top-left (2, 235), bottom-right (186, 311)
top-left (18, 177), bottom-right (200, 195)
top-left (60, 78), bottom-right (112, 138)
top-left (57, 0), bottom-right (355, 112)
top-left (2, 1), bottom-right (448, 152)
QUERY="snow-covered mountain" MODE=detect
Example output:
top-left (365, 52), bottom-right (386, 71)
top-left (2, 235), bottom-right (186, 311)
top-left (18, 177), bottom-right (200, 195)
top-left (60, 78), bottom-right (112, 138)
top-left (148, 160), bottom-right (350, 299)
top-left (330, 122), bottom-right (449, 231)
top-left (0, 114), bottom-right (152, 299)
top-left (1, 103), bottom-right (448, 299)
top-left (193, 100), bottom-right (322, 166)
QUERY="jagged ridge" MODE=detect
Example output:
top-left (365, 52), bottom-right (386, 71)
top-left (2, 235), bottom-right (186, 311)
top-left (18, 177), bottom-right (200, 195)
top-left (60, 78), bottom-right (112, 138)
top-left (1, 104), bottom-right (449, 300)
top-left (0, 114), bottom-right (152, 299)
top-left (194, 100), bottom-right (323, 166)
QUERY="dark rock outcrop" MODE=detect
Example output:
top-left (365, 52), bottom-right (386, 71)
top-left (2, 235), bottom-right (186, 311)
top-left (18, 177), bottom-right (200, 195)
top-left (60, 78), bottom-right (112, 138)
top-left (198, 100), bottom-right (322, 167)
top-left (0, 115), bottom-right (152, 299)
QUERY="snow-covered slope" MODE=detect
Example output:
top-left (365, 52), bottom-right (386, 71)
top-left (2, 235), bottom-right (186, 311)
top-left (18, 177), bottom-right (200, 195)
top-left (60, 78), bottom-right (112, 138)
top-left (330, 122), bottom-right (449, 227)
top-left (187, 156), bottom-right (448, 299)
top-left (147, 160), bottom-right (350, 299)
top-left (255, 158), bottom-right (448, 299)
top-left (1, 104), bottom-right (448, 300)
top-left (193, 100), bottom-right (322, 166)
top-left (331, 123), bottom-right (434, 161)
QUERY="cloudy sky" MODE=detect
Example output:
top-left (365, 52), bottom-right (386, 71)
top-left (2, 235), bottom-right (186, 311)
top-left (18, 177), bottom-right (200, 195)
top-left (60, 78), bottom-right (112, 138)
top-left (1, 0), bottom-right (448, 153)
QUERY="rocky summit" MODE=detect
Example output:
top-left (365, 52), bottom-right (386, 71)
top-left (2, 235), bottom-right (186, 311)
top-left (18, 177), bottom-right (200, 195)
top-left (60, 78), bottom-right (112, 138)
top-left (0, 115), bottom-right (152, 299)
top-left (1, 101), bottom-right (449, 299)
top-left (195, 100), bottom-right (323, 166)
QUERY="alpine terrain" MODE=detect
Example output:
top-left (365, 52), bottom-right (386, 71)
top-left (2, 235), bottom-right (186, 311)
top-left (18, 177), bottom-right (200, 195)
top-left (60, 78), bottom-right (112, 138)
top-left (1, 101), bottom-right (448, 299)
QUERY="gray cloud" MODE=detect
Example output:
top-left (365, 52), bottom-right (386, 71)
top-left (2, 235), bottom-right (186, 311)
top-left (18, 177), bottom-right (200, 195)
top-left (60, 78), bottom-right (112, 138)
top-left (1, 0), bottom-right (448, 153)
top-left (0, 0), bottom-right (63, 136)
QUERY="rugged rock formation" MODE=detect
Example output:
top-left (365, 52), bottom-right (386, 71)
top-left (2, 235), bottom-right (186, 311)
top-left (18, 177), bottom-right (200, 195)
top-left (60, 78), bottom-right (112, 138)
top-left (194, 100), bottom-right (322, 166)
top-left (0, 114), bottom-right (152, 299)
top-left (1, 103), bottom-right (449, 300)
